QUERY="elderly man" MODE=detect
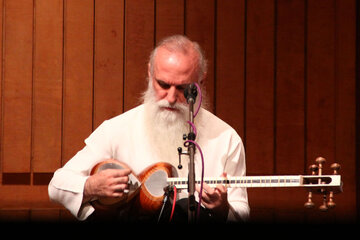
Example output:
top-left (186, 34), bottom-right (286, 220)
top-left (48, 35), bottom-right (249, 223)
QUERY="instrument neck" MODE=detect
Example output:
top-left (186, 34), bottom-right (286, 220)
top-left (167, 175), bottom-right (341, 190)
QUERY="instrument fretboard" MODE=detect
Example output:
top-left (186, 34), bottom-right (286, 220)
top-left (167, 175), bottom-right (341, 190)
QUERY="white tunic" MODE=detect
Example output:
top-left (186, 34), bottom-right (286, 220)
top-left (48, 104), bottom-right (250, 221)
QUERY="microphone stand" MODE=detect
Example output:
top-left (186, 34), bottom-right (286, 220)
top-left (183, 83), bottom-right (197, 223)
top-left (187, 97), bottom-right (196, 223)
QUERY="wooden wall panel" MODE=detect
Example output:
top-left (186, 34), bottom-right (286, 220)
top-left (273, 0), bottom-right (306, 222)
top-left (307, 0), bottom-right (336, 166)
top-left (0, 0), bottom-right (3, 182)
top-left (246, 0), bottom-right (275, 175)
top-left (186, 0), bottom-right (215, 112)
top-left (333, 0), bottom-right (356, 223)
top-left (245, 0), bottom-right (276, 219)
top-left (32, 0), bottom-right (63, 172)
top-left (93, 0), bottom-right (124, 129)
top-left (216, 0), bottom-right (245, 137)
top-left (0, 0), bottom-right (357, 223)
top-left (305, 2), bottom-right (338, 223)
top-left (276, 0), bottom-right (305, 175)
top-left (155, 0), bottom-right (184, 43)
top-left (2, 0), bottom-right (33, 172)
top-left (124, 0), bottom-right (154, 112)
top-left (62, 0), bottom-right (94, 164)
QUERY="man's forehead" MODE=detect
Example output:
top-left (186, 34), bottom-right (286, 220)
top-left (154, 51), bottom-right (197, 78)
top-left (153, 66), bottom-right (196, 83)
top-left (155, 47), bottom-right (197, 65)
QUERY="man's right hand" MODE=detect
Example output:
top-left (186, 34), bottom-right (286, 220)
top-left (84, 168), bottom-right (132, 199)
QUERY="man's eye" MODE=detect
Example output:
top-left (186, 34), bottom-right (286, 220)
top-left (159, 83), bottom-right (170, 89)
top-left (176, 85), bottom-right (188, 91)
top-left (157, 80), bottom-right (171, 89)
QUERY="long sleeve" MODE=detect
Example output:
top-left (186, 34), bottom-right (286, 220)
top-left (48, 121), bottom-right (113, 220)
top-left (48, 146), bottom-right (95, 220)
top-left (225, 136), bottom-right (250, 221)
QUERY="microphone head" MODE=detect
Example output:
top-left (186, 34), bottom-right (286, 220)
top-left (184, 83), bottom-right (198, 103)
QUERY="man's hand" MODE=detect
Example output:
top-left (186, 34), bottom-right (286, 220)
top-left (195, 173), bottom-right (230, 219)
top-left (84, 168), bottom-right (132, 199)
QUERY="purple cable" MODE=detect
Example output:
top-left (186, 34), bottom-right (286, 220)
top-left (184, 139), bottom-right (204, 220)
top-left (193, 82), bottom-right (202, 117)
top-left (186, 121), bottom-right (197, 136)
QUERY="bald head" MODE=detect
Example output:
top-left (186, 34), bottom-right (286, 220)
top-left (148, 35), bottom-right (207, 84)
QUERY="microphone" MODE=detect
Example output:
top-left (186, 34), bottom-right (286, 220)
top-left (184, 83), bottom-right (197, 103)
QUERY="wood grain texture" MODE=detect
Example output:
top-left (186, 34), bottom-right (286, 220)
top-left (245, 0), bottom-right (275, 175)
top-left (216, 0), bottom-right (246, 138)
top-left (0, 0), bottom-right (356, 223)
top-left (124, 0), bottom-right (154, 111)
top-left (62, 0), bottom-right (94, 164)
top-left (155, 0), bottom-right (184, 43)
top-left (32, 0), bottom-right (63, 172)
top-left (2, 0), bottom-right (33, 172)
top-left (93, 0), bottom-right (124, 129)
top-left (185, 0), bottom-right (215, 112)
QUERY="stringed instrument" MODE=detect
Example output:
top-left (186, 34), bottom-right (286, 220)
top-left (89, 157), bottom-right (342, 216)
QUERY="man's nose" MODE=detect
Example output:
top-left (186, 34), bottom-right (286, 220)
top-left (166, 86), bottom-right (177, 105)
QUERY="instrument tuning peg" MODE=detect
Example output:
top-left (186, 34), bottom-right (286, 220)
top-left (319, 194), bottom-right (328, 211)
top-left (309, 164), bottom-right (318, 175)
top-left (315, 157), bottom-right (326, 175)
top-left (326, 163), bottom-right (340, 209)
top-left (305, 163), bottom-right (318, 209)
top-left (315, 156), bottom-right (326, 165)
top-left (304, 191), bottom-right (315, 208)
top-left (327, 191), bottom-right (336, 209)
top-left (330, 163), bottom-right (341, 175)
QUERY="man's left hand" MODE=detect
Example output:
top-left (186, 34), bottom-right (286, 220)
top-left (195, 173), bottom-right (230, 219)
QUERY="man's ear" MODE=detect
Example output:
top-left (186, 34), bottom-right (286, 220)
top-left (199, 71), bottom-right (207, 85)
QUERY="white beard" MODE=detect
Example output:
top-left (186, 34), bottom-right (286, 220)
top-left (142, 84), bottom-right (189, 168)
